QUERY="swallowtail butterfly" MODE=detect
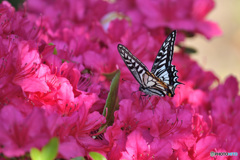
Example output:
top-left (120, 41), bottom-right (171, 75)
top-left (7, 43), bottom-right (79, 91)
top-left (117, 30), bottom-right (181, 97)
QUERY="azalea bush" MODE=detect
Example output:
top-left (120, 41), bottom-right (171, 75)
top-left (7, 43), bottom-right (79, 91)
top-left (0, 0), bottom-right (239, 159)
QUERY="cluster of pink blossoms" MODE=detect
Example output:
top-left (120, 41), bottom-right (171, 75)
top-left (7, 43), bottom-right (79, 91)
top-left (0, 0), bottom-right (239, 159)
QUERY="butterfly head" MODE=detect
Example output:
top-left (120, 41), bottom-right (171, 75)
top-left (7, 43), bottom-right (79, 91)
top-left (139, 85), bottom-right (166, 97)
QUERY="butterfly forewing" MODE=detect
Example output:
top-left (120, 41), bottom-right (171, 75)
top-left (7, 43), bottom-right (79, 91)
top-left (117, 44), bottom-right (149, 87)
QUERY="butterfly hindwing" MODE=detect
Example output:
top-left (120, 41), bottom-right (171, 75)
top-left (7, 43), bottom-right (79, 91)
top-left (151, 30), bottom-right (180, 89)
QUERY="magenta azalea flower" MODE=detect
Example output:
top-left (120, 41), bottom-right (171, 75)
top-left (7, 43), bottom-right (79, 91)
top-left (0, 0), bottom-right (239, 159)
top-left (0, 106), bottom-right (50, 157)
top-left (135, 0), bottom-right (222, 39)
top-left (108, 0), bottom-right (221, 39)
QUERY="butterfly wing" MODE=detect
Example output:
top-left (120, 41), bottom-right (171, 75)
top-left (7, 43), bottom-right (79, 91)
top-left (118, 44), bottom-right (169, 97)
top-left (151, 30), bottom-right (181, 90)
top-left (117, 44), bottom-right (149, 87)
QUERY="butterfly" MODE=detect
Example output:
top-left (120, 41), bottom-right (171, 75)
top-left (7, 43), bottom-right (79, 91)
top-left (117, 30), bottom-right (181, 97)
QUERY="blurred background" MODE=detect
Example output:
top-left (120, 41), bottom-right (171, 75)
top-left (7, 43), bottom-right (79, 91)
top-left (3, 0), bottom-right (240, 83)
top-left (186, 0), bottom-right (240, 83)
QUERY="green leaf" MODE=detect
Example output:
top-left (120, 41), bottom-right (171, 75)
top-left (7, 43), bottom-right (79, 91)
top-left (177, 45), bottom-right (197, 54)
top-left (30, 148), bottom-right (42, 160)
top-left (89, 152), bottom-right (107, 160)
top-left (184, 31), bottom-right (195, 38)
top-left (71, 157), bottom-right (86, 160)
top-left (53, 48), bottom-right (57, 55)
top-left (102, 70), bottom-right (120, 81)
top-left (30, 137), bottom-right (59, 160)
top-left (5, 0), bottom-right (25, 10)
top-left (184, 46), bottom-right (197, 54)
top-left (41, 137), bottom-right (59, 160)
top-left (102, 70), bottom-right (120, 126)
top-left (48, 43), bottom-right (57, 55)
top-left (81, 68), bottom-right (92, 74)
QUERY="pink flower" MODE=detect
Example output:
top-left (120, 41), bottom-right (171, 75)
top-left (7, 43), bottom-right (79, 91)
top-left (0, 1), bottom-right (15, 34)
top-left (192, 114), bottom-right (211, 140)
top-left (27, 0), bottom-right (108, 23)
top-left (150, 138), bottom-right (172, 159)
top-left (0, 36), bottom-right (22, 105)
top-left (121, 131), bottom-right (173, 160)
top-left (50, 101), bottom-right (106, 159)
top-left (210, 76), bottom-right (239, 99)
top-left (121, 131), bottom-right (150, 160)
top-left (83, 51), bottom-right (106, 72)
top-left (0, 0), bottom-right (239, 159)
top-left (209, 76), bottom-right (240, 153)
top-left (0, 1), bottom-right (40, 40)
top-left (40, 44), bottom-right (63, 73)
top-left (58, 136), bottom-right (85, 158)
top-left (106, 19), bottom-right (160, 61)
top-left (104, 124), bottom-right (126, 160)
top-left (173, 53), bottom-right (218, 91)
top-left (0, 106), bottom-right (50, 157)
top-left (210, 76), bottom-right (238, 124)
top-left (135, 0), bottom-right (222, 39)
top-left (12, 41), bottom-right (49, 93)
top-left (149, 98), bottom-right (193, 136)
top-left (105, 96), bottom-right (194, 159)
top-left (195, 136), bottom-right (219, 159)
top-left (111, 99), bottom-right (142, 135)
top-left (104, 99), bottom-right (150, 159)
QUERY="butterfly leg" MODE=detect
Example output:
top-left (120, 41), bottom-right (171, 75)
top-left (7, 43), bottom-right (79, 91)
top-left (138, 93), bottom-right (148, 107)
top-left (131, 90), bottom-right (140, 97)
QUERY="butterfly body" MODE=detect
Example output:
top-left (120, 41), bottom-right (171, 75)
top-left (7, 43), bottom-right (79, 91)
top-left (139, 71), bottom-right (172, 97)
top-left (117, 30), bottom-right (181, 97)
